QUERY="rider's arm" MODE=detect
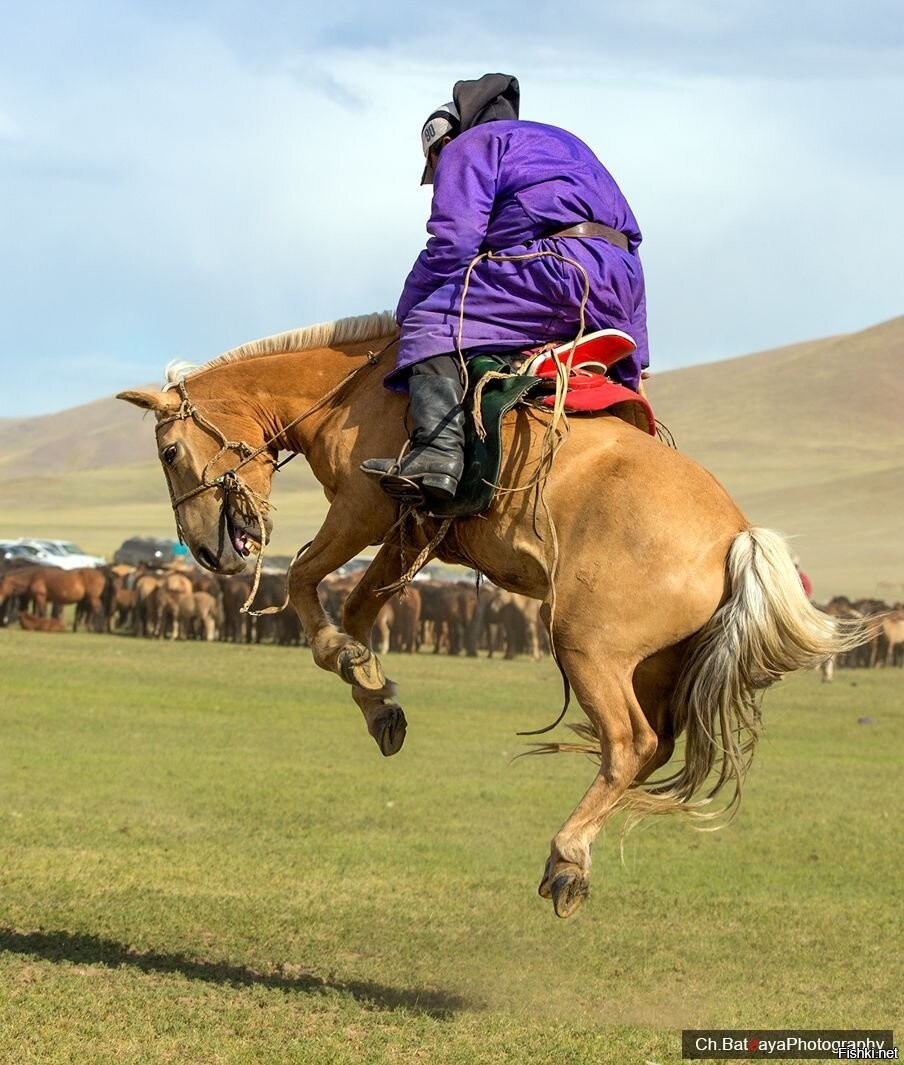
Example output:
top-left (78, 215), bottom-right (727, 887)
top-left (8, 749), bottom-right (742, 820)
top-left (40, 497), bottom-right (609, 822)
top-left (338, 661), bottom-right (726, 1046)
top-left (396, 131), bottom-right (501, 324)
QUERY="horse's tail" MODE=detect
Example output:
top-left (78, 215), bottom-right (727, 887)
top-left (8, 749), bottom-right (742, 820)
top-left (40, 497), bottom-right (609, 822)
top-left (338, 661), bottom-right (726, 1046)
top-left (527, 527), bottom-right (871, 829)
top-left (625, 526), bottom-right (870, 826)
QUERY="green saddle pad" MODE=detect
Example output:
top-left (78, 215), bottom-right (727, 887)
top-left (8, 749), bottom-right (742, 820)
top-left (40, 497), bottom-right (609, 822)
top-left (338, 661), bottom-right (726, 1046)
top-left (427, 355), bottom-right (538, 519)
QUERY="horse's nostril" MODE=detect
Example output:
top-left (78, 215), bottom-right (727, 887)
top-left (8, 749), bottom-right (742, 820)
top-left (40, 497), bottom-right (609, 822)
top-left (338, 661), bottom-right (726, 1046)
top-left (197, 547), bottom-right (218, 570)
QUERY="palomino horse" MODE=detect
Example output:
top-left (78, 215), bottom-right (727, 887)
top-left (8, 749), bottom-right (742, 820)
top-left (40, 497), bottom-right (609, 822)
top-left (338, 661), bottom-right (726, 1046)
top-left (118, 313), bottom-right (864, 918)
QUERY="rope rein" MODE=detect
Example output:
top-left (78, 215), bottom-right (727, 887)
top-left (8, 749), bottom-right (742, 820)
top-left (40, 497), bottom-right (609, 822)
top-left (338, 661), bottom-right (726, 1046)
top-left (378, 512), bottom-right (454, 595)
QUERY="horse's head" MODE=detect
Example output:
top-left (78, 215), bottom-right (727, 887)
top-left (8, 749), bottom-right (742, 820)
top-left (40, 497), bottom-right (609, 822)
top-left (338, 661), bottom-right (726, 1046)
top-left (116, 387), bottom-right (276, 575)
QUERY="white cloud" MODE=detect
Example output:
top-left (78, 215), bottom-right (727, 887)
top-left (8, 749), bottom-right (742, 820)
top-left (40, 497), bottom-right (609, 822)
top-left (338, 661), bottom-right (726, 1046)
top-left (0, 5), bottom-right (901, 414)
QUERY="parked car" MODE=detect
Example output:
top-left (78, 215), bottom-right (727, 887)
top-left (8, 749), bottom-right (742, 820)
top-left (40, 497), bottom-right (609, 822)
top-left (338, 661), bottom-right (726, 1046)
top-left (1, 542), bottom-right (44, 565)
top-left (113, 537), bottom-right (186, 567)
top-left (0, 538), bottom-right (106, 569)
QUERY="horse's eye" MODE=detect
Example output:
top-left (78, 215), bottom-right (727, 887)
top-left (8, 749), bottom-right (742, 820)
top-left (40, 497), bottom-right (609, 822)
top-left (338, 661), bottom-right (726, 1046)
top-left (162, 445), bottom-right (178, 466)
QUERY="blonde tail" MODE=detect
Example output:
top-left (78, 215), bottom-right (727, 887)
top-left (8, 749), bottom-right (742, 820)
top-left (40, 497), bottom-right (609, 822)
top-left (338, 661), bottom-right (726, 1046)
top-left (529, 527), bottom-right (871, 829)
top-left (642, 527), bottom-right (869, 824)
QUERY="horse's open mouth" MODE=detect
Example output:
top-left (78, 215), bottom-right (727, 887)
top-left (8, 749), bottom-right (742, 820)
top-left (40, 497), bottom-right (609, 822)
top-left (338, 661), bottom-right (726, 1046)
top-left (226, 508), bottom-right (262, 559)
top-left (234, 533), bottom-right (261, 557)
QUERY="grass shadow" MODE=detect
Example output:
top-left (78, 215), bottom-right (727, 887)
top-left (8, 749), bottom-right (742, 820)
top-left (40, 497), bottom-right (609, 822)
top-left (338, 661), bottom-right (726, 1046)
top-left (0, 928), bottom-right (470, 1019)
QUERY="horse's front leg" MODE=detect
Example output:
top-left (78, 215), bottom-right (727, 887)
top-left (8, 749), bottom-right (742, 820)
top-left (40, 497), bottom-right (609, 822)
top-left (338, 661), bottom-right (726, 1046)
top-left (341, 542), bottom-right (423, 756)
top-left (287, 498), bottom-right (393, 691)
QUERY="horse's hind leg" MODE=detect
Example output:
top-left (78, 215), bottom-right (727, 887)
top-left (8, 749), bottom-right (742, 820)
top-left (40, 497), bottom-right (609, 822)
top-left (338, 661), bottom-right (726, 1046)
top-left (538, 648), bottom-right (658, 919)
top-left (631, 648), bottom-right (681, 780)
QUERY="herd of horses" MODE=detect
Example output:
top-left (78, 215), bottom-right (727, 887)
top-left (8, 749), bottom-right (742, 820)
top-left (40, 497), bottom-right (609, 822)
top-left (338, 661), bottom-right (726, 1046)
top-left (821, 595), bottom-right (904, 677)
top-left (4, 557), bottom-right (900, 671)
top-left (0, 557), bottom-right (546, 658)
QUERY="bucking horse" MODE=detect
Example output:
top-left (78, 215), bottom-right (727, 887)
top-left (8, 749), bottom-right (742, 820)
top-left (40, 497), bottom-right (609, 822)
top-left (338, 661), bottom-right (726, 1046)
top-left (118, 312), bottom-right (866, 918)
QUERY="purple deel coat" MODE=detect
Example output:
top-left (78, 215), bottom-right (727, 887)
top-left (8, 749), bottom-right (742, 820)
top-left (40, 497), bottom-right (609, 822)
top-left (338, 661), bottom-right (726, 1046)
top-left (388, 119), bottom-right (648, 392)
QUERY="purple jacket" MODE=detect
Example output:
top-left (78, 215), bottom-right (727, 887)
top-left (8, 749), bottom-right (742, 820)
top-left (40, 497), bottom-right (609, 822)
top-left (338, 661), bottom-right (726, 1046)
top-left (389, 120), bottom-right (649, 391)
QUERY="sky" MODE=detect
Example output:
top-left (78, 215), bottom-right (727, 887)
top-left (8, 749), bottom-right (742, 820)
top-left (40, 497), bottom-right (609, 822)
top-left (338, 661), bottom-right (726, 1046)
top-left (1, 1), bottom-right (902, 417)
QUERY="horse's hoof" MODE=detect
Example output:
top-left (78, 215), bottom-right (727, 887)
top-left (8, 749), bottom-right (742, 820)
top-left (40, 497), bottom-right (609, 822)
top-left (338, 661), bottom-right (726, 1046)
top-left (537, 858), bottom-right (553, 899)
top-left (550, 868), bottom-right (590, 919)
top-left (372, 706), bottom-right (407, 757)
top-left (337, 644), bottom-right (385, 691)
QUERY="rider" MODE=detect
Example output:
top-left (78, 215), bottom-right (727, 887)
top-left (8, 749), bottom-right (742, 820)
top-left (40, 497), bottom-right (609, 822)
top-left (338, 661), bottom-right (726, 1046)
top-left (361, 73), bottom-right (649, 504)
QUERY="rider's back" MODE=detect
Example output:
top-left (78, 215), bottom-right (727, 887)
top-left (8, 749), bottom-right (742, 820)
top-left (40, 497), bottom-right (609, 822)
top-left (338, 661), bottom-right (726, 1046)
top-left (434, 120), bottom-right (643, 252)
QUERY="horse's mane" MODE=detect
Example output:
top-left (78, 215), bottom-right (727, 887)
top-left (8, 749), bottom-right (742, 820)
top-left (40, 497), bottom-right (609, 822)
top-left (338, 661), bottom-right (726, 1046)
top-left (164, 310), bottom-right (399, 388)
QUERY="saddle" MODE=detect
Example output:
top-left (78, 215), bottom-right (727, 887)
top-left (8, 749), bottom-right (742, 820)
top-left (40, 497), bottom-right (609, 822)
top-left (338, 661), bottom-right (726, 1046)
top-left (521, 328), bottom-right (637, 378)
top-left (426, 331), bottom-right (656, 519)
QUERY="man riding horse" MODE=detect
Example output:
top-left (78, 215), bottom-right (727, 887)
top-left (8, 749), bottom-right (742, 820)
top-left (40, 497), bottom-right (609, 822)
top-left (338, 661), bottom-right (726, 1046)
top-left (117, 74), bottom-right (868, 918)
top-left (361, 72), bottom-right (649, 505)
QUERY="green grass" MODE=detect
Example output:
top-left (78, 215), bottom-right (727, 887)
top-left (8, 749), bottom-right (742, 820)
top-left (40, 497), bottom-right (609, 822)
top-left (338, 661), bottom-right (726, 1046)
top-left (0, 632), bottom-right (901, 1063)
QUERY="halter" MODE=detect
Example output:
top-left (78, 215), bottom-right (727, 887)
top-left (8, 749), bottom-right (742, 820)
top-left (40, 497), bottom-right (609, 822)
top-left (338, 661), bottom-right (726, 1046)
top-left (154, 345), bottom-right (389, 613)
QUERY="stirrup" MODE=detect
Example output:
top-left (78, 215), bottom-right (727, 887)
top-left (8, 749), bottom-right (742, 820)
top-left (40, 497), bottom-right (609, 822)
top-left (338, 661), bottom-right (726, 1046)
top-left (378, 471), bottom-right (459, 504)
top-left (360, 455), bottom-right (428, 504)
top-left (378, 472), bottom-right (427, 506)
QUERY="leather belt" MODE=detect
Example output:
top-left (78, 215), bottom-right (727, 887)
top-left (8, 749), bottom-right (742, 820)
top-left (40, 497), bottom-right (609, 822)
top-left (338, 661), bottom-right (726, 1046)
top-left (546, 221), bottom-right (629, 251)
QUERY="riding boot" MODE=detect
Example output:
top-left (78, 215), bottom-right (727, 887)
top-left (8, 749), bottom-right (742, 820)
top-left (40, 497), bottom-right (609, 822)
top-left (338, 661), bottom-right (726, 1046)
top-left (361, 372), bottom-right (466, 504)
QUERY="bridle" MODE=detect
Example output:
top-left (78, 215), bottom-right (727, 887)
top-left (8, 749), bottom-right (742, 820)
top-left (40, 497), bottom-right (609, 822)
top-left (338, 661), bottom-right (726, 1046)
top-left (154, 344), bottom-right (391, 612)
top-left (155, 378), bottom-right (277, 514)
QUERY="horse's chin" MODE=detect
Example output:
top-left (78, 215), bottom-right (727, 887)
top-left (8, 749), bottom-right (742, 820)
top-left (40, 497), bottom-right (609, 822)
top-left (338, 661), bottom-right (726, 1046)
top-left (191, 541), bottom-right (249, 576)
top-left (219, 552), bottom-right (251, 576)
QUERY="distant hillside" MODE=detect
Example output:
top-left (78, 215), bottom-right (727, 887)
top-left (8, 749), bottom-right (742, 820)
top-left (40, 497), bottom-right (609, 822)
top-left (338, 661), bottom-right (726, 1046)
top-left (0, 388), bottom-right (162, 475)
top-left (1, 316), bottom-right (901, 598)
top-left (644, 315), bottom-right (904, 595)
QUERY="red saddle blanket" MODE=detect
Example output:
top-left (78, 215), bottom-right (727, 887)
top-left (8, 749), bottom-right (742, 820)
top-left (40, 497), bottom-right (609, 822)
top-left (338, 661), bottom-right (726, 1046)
top-left (524, 331), bottom-right (655, 436)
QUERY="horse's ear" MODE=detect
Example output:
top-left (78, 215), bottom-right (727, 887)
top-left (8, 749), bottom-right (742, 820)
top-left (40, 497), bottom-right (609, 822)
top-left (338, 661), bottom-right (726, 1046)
top-left (116, 389), bottom-right (181, 413)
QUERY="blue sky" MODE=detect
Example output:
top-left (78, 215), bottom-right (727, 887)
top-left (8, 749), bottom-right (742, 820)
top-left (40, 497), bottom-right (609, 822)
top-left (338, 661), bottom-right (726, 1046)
top-left (1, 1), bottom-right (902, 416)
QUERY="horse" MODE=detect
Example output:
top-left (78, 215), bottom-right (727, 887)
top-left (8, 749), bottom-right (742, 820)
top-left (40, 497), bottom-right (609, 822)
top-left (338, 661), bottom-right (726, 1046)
top-left (18, 611), bottom-right (66, 633)
top-left (118, 312), bottom-right (866, 918)
top-left (0, 565), bottom-right (107, 630)
top-left (880, 611), bottom-right (904, 667)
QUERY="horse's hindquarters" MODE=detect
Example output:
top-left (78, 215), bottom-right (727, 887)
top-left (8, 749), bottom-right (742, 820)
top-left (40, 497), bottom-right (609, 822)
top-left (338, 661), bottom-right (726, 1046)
top-left (494, 415), bottom-right (744, 639)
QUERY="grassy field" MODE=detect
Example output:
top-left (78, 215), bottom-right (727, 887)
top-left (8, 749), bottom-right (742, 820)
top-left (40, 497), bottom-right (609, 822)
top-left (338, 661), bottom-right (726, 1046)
top-left (0, 632), bottom-right (900, 1063)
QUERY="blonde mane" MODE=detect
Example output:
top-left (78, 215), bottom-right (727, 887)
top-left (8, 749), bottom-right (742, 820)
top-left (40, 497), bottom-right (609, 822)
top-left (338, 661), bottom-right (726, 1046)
top-left (164, 310), bottom-right (399, 388)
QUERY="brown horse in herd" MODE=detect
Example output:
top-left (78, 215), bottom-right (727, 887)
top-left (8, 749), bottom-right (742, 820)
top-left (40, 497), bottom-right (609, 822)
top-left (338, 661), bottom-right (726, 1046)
top-left (0, 565), bottom-right (106, 629)
top-left (118, 312), bottom-right (866, 918)
top-left (18, 611), bottom-right (66, 633)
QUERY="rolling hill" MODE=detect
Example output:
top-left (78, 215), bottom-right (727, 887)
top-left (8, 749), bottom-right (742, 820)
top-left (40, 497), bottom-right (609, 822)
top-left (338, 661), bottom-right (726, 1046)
top-left (644, 315), bottom-right (904, 597)
top-left (1, 316), bottom-right (901, 599)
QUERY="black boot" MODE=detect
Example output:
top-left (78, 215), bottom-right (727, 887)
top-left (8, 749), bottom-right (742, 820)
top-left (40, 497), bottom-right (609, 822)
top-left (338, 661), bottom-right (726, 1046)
top-left (361, 373), bottom-right (465, 504)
